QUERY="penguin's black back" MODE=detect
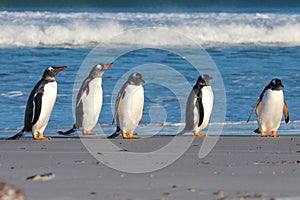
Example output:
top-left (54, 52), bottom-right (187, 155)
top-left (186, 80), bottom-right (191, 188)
top-left (23, 79), bottom-right (46, 131)
top-left (193, 77), bottom-right (207, 127)
top-left (75, 76), bottom-right (92, 129)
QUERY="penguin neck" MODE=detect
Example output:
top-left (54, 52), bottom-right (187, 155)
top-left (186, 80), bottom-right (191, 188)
top-left (90, 71), bottom-right (105, 79)
top-left (128, 81), bottom-right (141, 86)
top-left (43, 76), bottom-right (56, 83)
top-left (193, 84), bottom-right (207, 91)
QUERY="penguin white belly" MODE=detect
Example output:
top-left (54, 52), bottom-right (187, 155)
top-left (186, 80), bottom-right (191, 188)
top-left (258, 90), bottom-right (284, 132)
top-left (32, 81), bottom-right (57, 134)
top-left (82, 78), bottom-right (103, 131)
top-left (196, 86), bottom-right (214, 132)
top-left (119, 85), bottom-right (144, 133)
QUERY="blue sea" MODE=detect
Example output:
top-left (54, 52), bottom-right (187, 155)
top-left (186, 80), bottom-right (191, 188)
top-left (1, 1), bottom-right (300, 138)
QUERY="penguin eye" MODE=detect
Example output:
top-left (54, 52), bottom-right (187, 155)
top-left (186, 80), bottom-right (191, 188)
top-left (96, 65), bottom-right (103, 70)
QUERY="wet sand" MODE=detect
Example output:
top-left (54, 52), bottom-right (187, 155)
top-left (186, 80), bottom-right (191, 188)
top-left (0, 136), bottom-right (300, 200)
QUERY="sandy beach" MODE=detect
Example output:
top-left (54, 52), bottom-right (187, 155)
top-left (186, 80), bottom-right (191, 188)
top-left (1, 1), bottom-right (300, 199)
top-left (0, 136), bottom-right (299, 200)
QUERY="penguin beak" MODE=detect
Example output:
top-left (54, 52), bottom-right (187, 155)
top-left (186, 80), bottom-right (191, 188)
top-left (279, 84), bottom-right (284, 89)
top-left (103, 63), bottom-right (114, 69)
top-left (53, 66), bottom-right (67, 71)
top-left (139, 78), bottom-right (145, 84)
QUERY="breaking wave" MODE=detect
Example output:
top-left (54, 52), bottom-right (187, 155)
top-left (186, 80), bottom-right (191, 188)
top-left (1, 11), bottom-right (300, 47)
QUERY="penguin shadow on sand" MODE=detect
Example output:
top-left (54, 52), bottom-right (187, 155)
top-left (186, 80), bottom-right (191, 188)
top-left (247, 78), bottom-right (290, 137)
top-left (8, 66), bottom-right (67, 140)
top-left (58, 63), bottom-right (113, 136)
top-left (177, 74), bottom-right (214, 137)
top-left (107, 72), bottom-right (145, 139)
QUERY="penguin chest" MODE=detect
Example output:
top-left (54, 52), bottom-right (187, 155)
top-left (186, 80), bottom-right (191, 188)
top-left (33, 81), bottom-right (57, 133)
top-left (118, 85), bottom-right (144, 132)
top-left (196, 86), bottom-right (214, 130)
top-left (81, 78), bottom-right (103, 130)
top-left (258, 89), bottom-right (284, 132)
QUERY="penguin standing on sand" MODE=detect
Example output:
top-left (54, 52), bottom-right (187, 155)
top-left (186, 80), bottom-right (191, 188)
top-left (59, 63), bottom-right (113, 135)
top-left (8, 66), bottom-right (67, 140)
top-left (108, 72), bottom-right (145, 139)
top-left (177, 74), bottom-right (214, 137)
top-left (247, 79), bottom-right (289, 137)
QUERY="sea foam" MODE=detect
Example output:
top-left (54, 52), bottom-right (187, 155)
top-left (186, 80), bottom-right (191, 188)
top-left (1, 11), bottom-right (300, 47)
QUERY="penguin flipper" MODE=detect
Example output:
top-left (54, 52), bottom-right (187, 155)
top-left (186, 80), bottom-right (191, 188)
top-left (76, 90), bottom-right (88, 107)
top-left (112, 84), bottom-right (127, 125)
top-left (283, 101), bottom-right (290, 123)
top-left (7, 130), bottom-right (25, 140)
top-left (58, 125), bottom-right (77, 135)
top-left (247, 100), bottom-right (261, 123)
top-left (31, 91), bottom-right (43, 126)
top-left (176, 129), bottom-right (189, 136)
top-left (76, 77), bottom-right (91, 107)
top-left (107, 126), bottom-right (121, 139)
top-left (247, 85), bottom-right (269, 123)
top-left (196, 91), bottom-right (204, 127)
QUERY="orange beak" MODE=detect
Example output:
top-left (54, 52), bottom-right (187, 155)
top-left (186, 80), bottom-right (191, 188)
top-left (140, 78), bottom-right (145, 83)
top-left (104, 63), bottom-right (114, 69)
top-left (53, 66), bottom-right (67, 71)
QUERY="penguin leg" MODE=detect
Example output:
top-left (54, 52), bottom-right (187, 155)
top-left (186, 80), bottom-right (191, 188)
top-left (128, 131), bottom-right (139, 139)
top-left (82, 130), bottom-right (98, 135)
top-left (33, 132), bottom-right (52, 140)
top-left (122, 131), bottom-right (138, 139)
top-left (270, 131), bottom-right (278, 137)
top-left (193, 131), bottom-right (206, 137)
top-left (122, 131), bottom-right (128, 139)
top-left (260, 131), bottom-right (267, 137)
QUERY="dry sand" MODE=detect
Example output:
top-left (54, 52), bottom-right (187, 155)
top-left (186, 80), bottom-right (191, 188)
top-left (0, 136), bottom-right (299, 200)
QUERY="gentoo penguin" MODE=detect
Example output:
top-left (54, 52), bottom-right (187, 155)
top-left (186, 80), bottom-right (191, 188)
top-left (247, 79), bottom-right (289, 137)
top-left (8, 66), bottom-right (67, 140)
top-left (108, 72), bottom-right (145, 139)
top-left (59, 63), bottom-right (113, 135)
top-left (177, 74), bottom-right (214, 137)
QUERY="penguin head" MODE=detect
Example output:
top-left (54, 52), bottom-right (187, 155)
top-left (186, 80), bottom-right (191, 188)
top-left (43, 66), bottom-right (67, 80)
top-left (270, 78), bottom-right (284, 90)
top-left (195, 74), bottom-right (213, 88)
top-left (128, 72), bottom-right (145, 85)
top-left (90, 63), bottom-right (113, 78)
top-left (203, 74), bottom-right (213, 86)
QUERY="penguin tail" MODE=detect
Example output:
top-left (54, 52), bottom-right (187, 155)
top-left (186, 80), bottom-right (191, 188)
top-left (7, 129), bottom-right (25, 140)
top-left (58, 125), bottom-right (77, 136)
top-left (107, 126), bottom-right (121, 139)
top-left (176, 128), bottom-right (189, 136)
top-left (254, 128), bottom-right (261, 133)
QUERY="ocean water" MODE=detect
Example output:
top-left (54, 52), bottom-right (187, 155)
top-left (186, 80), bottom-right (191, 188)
top-left (1, 2), bottom-right (300, 138)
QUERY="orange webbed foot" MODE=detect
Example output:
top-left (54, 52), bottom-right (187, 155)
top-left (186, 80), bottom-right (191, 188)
top-left (194, 132), bottom-right (206, 137)
top-left (82, 130), bottom-right (98, 136)
top-left (270, 131), bottom-right (278, 137)
top-left (122, 132), bottom-right (139, 139)
top-left (33, 132), bottom-right (52, 140)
